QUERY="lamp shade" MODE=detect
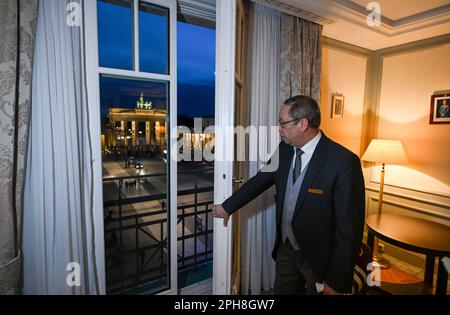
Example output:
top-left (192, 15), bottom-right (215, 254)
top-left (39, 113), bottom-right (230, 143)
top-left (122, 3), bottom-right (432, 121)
top-left (362, 139), bottom-right (408, 164)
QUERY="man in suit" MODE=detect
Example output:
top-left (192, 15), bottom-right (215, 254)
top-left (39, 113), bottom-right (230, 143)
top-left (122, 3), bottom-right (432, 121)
top-left (212, 95), bottom-right (365, 295)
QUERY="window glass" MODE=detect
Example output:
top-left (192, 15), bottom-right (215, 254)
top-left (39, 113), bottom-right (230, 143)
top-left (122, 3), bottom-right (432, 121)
top-left (98, 0), bottom-right (134, 70)
top-left (139, 2), bottom-right (169, 74)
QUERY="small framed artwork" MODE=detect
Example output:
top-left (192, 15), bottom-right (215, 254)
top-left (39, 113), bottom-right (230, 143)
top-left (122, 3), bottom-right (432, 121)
top-left (430, 94), bottom-right (450, 124)
top-left (331, 94), bottom-right (344, 119)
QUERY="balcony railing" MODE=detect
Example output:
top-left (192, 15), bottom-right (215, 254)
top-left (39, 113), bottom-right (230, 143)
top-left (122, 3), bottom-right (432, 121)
top-left (103, 167), bottom-right (214, 294)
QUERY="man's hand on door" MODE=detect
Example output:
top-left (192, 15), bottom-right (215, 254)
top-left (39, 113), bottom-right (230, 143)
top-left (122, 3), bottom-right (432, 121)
top-left (212, 205), bottom-right (230, 227)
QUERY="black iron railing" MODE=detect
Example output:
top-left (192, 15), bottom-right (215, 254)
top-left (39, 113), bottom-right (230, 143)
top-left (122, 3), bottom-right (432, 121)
top-left (103, 167), bottom-right (213, 295)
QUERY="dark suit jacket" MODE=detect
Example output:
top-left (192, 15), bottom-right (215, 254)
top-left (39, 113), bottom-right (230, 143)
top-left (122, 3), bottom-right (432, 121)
top-left (222, 133), bottom-right (365, 293)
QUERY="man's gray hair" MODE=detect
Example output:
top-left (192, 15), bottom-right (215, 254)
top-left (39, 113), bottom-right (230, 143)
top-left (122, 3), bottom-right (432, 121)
top-left (283, 95), bottom-right (321, 129)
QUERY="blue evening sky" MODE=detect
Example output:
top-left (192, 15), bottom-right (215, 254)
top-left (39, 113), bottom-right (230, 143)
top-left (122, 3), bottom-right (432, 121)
top-left (98, 0), bottom-right (215, 118)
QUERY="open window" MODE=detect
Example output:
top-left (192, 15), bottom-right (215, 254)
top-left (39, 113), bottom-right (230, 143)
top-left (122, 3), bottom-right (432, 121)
top-left (85, 0), bottom-right (178, 295)
top-left (84, 0), bottom-right (217, 295)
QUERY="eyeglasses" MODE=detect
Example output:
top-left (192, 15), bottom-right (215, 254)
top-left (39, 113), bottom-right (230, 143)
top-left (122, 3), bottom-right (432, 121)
top-left (278, 116), bottom-right (308, 129)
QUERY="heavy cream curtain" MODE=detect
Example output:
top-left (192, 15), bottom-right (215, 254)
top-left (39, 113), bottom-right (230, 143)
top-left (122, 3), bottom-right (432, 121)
top-left (280, 14), bottom-right (322, 102)
top-left (0, 0), bottom-right (38, 295)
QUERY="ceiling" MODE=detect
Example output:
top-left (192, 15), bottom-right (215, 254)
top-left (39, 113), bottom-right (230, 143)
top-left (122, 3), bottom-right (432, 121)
top-left (260, 0), bottom-right (450, 50)
top-left (179, 0), bottom-right (450, 50)
top-left (350, 0), bottom-right (449, 20)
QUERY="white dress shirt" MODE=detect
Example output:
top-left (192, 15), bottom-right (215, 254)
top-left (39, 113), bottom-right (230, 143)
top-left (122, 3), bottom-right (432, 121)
top-left (292, 131), bottom-right (322, 173)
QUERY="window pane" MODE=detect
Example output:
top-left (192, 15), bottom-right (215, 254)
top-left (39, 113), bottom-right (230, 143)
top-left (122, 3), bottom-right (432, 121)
top-left (100, 75), bottom-right (170, 294)
top-left (177, 21), bottom-right (215, 118)
top-left (98, 0), bottom-right (133, 70)
top-left (176, 21), bottom-right (216, 287)
top-left (139, 2), bottom-right (169, 74)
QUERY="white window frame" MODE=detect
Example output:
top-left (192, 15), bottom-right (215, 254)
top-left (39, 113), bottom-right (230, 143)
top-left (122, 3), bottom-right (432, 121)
top-left (213, 0), bottom-right (236, 295)
top-left (83, 0), bottom-right (178, 295)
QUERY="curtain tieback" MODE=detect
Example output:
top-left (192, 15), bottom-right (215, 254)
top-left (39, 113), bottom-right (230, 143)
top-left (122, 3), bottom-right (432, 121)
top-left (0, 250), bottom-right (21, 294)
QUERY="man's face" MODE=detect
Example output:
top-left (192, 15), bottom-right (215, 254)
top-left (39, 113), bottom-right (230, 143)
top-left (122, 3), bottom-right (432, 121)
top-left (279, 105), bottom-right (301, 146)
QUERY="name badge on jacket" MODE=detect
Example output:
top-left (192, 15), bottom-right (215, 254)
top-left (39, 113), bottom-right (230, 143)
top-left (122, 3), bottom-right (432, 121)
top-left (308, 188), bottom-right (324, 195)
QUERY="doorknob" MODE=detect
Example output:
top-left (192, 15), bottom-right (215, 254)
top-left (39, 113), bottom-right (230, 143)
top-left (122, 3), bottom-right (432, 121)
top-left (233, 177), bottom-right (244, 184)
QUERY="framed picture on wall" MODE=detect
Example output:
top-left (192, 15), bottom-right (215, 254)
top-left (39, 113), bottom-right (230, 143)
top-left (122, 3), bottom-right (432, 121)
top-left (331, 94), bottom-right (344, 119)
top-left (430, 94), bottom-right (450, 124)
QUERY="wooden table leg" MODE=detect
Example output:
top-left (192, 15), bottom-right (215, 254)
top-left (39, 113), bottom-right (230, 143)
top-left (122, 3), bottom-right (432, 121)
top-left (367, 232), bottom-right (375, 253)
top-left (424, 255), bottom-right (435, 290)
top-left (436, 258), bottom-right (448, 295)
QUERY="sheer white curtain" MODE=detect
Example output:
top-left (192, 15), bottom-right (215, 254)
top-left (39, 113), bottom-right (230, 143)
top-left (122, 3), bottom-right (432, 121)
top-left (22, 0), bottom-right (102, 294)
top-left (240, 2), bottom-right (281, 295)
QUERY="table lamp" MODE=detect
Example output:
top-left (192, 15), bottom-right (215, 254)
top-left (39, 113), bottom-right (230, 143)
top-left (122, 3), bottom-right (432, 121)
top-left (362, 139), bottom-right (408, 268)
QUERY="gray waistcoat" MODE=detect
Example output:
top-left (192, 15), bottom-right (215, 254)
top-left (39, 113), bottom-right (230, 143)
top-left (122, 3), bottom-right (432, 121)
top-left (281, 158), bottom-right (309, 250)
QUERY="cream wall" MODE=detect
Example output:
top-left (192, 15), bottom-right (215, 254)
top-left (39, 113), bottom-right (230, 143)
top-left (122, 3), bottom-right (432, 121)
top-left (376, 44), bottom-right (450, 197)
top-left (321, 36), bottom-right (450, 270)
top-left (367, 42), bottom-right (450, 265)
top-left (320, 44), bottom-right (368, 156)
top-left (367, 41), bottom-right (450, 271)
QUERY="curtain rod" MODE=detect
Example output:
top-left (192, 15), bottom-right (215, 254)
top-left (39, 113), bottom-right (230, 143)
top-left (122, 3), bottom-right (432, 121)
top-left (251, 0), bottom-right (335, 25)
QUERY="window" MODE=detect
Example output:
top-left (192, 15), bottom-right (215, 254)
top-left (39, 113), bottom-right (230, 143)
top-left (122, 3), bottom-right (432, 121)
top-left (96, 0), bottom-right (176, 295)
top-left (88, 0), bottom-right (216, 295)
